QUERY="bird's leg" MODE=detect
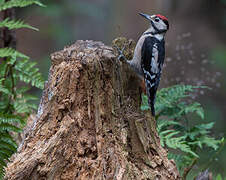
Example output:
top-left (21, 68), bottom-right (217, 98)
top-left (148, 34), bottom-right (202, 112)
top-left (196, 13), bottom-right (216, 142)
top-left (113, 43), bottom-right (129, 62)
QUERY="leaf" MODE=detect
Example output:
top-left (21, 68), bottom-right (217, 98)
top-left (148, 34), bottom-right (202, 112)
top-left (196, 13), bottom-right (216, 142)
top-left (15, 86), bottom-right (30, 94)
top-left (0, 0), bottom-right (45, 11)
top-left (196, 122), bottom-right (215, 130)
top-left (0, 1), bottom-right (45, 178)
top-left (140, 94), bottom-right (150, 111)
top-left (0, 48), bottom-right (28, 59)
top-left (198, 136), bottom-right (220, 150)
top-left (166, 138), bottom-right (199, 157)
top-left (0, 18), bottom-right (38, 31)
top-left (165, 131), bottom-right (180, 139)
top-left (157, 120), bottom-right (182, 132)
top-left (0, 78), bottom-right (11, 95)
top-left (14, 59), bottom-right (44, 89)
top-left (180, 102), bottom-right (204, 119)
top-left (155, 85), bottom-right (208, 117)
top-left (0, 158), bottom-right (6, 167)
top-left (216, 174), bottom-right (223, 180)
top-left (0, 123), bottom-right (22, 133)
top-left (0, 113), bottom-right (24, 124)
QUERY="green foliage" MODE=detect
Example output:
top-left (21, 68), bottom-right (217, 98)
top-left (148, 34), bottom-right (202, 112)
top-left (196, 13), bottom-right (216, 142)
top-left (215, 174), bottom-right (226, 180)
top-left (156, 85), bottom-right (206, 119)
top-left (0, 18), bottom-right (38, 31)
top-left (0, 0), bottom-right (45, 11)
top-left (0, 0), bottom-right (44, 178)
top-left (0, 48), bottom-right (28, 59)
top-left (15, 59), bottom-right (44, 89)
top-left (141, 85), bottom-right (223, 177)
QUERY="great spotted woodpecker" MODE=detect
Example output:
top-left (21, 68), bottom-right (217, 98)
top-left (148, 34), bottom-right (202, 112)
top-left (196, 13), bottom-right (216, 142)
top-left (117, 13), bottom-right (169, 116)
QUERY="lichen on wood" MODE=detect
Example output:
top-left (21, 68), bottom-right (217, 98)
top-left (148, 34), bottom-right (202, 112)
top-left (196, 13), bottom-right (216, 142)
top-left (5, 39), bottom-right (180, 180)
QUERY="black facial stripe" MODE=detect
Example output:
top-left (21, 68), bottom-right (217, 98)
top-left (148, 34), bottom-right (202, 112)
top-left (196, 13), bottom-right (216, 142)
top-left (163, 19), bottom-right (169, 30)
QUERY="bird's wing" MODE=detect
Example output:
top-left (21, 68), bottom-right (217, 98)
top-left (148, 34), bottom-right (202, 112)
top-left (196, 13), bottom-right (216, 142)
top-left (141, 36), bottom-right (161, 115)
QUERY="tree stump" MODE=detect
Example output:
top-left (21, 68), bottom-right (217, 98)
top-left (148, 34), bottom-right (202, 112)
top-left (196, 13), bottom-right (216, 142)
top-left (5, 40), bottom-right (180, 180)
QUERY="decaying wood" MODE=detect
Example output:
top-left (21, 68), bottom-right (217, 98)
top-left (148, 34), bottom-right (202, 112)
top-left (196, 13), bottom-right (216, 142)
top-left (5, 39), bottom-right (180, 180)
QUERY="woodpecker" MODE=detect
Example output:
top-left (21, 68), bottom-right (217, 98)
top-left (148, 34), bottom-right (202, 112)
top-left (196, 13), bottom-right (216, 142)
top-left (117, 13), bottom-right (169, 116)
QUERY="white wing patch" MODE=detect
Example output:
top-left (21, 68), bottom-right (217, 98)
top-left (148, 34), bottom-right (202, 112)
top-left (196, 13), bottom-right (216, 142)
top-left (143, 69), bottom-right (156, 79)
top-left (151, 44), bottom-right (159, 73)
top-left (145, 79), bottom-right (155, 88)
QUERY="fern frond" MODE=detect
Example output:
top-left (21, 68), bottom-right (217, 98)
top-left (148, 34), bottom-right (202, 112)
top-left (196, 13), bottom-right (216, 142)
top-left (0, 18), bottom-right (38, 31)
top-left (0, 131), bottom-right (17, 180)
top-left (14, 94), bottom-right (38, 114)
top-left (0, 166), bottom-right (5, 180)
top-left (0, 113), bottom-right (24, 124)
top-left (165, 137), bottom-right (198, 157)
top-left (0, 147), bottom-right (14, 157)
top-left (15, 86), bottom-right (30, 94)
top-left (156, 85), bottom-right (189, 109)
top-left (15, 59), bottom-right (44, 89)
top-left (196, 136), bottom-right (220, 150)
top-left (196, 122), bottom-right (215, 130)
top-left (0, 1), bottom-right (44, 178)
top-left (140, 94), bottom-right (150, 110)
top-left (168, 153), bottom-right (194, 175)
top-left (0, 99), bottom-right (9, 112)
top-left (179, 102), bottom-right (204, 119)
top-left (0, 0), bottom-right (45, 11)
top-left (0, 78), bottom-right (11, 95)
top-left (157, 120), bottom-right (183, 132)
top-left (0, 61), bottom-right (7, 77)
top-left (0, 139), bottom-right (17, 153)
top-left (187, 122), bottom-right (215, 140)
top-left (0, 159), bottom-right (6, 168)
top-left (0, 123), bottom-right (21, 133)
top-left (0, 133), bottom-right (17, 147)
top-left (0, 47), bottom-right (28, 59)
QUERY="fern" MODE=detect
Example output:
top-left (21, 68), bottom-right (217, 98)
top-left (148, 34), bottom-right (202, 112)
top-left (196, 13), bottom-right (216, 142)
top-left (0, 114), bottom-right (24, 125)
top-left (0, 18), bottom-right (38, 31)
top-left (0, 0), bottom-right (45, 11)
top-left (13, 94), bottom-right (38, 114)
top-left (155, 85), bottom-right (208, 119)
top-left (168, 153), bottom-right (195, 175)
top-left (14, 59), bottom-right (44, 89)
top-left (0, 48), bottom-right (28, 59)
top-left (0, 0), bottom-right (44, 178)
top-left (141, 85), bottom-right (222, 177)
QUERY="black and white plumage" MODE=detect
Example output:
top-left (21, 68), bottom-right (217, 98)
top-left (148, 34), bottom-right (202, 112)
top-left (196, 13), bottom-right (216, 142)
top-left (117, 13), bottom-right (169, 116)
top-left (141, 36), bottom-right (165, 116)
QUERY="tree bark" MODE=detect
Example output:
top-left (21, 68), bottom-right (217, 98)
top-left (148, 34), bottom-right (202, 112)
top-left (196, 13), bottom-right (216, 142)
top-left (5, 40), bottom-right (180, 180)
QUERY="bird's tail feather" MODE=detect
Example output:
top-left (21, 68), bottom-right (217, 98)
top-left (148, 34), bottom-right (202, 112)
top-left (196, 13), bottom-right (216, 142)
top-left (150, 103), bottom-right (155, 116)
top-left (148, 98), bottom-right (155, 116)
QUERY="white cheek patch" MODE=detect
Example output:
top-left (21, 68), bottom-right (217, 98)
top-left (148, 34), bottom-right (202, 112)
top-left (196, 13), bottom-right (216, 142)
top-left (155, 21), bottom-right (167, 31)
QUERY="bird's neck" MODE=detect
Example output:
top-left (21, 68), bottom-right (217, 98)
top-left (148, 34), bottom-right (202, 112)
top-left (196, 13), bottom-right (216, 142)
top-left (144, 27), bottom-right (165, 41)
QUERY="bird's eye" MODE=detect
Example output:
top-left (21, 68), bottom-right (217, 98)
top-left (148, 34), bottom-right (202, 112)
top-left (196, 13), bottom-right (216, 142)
top-left (155, 18), bottom-right (159, 22)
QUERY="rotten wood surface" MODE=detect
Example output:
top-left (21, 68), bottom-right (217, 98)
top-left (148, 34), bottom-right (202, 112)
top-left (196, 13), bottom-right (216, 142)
top-left (5, 40), bottom-right (180, 180)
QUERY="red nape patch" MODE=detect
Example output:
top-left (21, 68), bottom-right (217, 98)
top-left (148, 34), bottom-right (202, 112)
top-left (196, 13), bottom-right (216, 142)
top-left (156, 14), bottom-right (168, 21)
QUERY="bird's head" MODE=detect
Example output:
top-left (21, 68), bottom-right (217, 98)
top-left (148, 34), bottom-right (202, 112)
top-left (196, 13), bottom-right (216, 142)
top-left (139, 13), bottom-right (169, 34)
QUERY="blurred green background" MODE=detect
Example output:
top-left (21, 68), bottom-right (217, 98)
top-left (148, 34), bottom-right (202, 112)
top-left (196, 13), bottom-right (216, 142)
top-left (15, 0), bottom-right (225, 178)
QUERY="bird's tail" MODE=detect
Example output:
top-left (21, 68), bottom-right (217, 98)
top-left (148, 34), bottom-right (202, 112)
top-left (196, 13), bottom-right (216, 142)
top-left (150, 103), bottom-right (155, 116)
top-left (148, 98), bottom-right (155, 116)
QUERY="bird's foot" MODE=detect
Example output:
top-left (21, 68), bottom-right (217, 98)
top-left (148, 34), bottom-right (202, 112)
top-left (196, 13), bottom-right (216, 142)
top-left (113, 43), bottom-right (128, 62)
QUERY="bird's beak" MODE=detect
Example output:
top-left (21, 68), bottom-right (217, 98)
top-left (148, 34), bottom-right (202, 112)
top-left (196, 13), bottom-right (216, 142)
top-left (139, 13), bottom-right (153, 21)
